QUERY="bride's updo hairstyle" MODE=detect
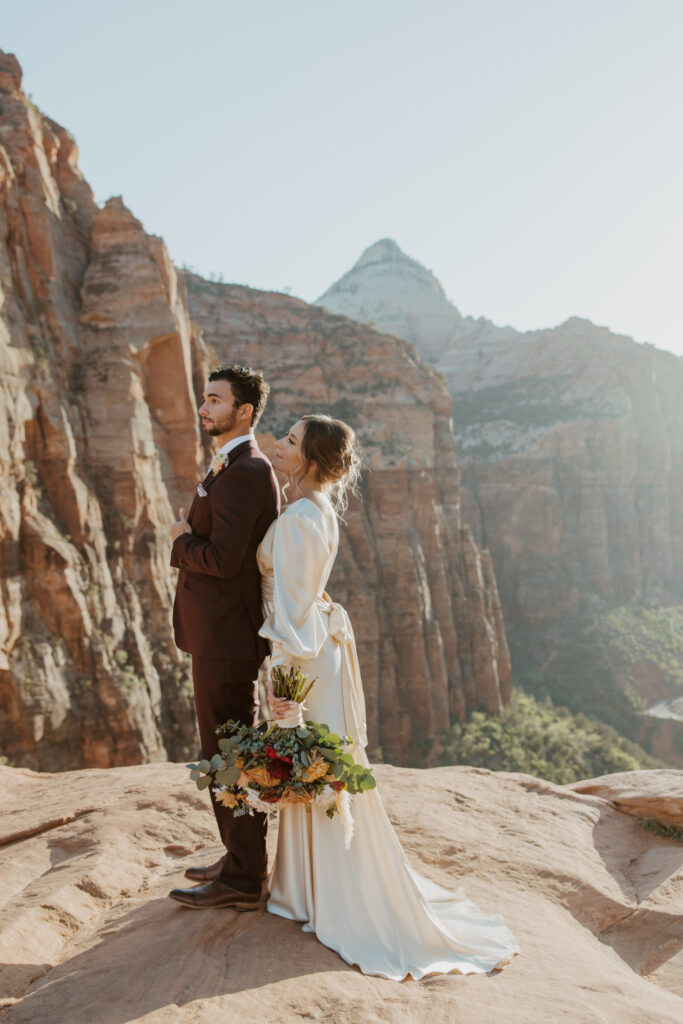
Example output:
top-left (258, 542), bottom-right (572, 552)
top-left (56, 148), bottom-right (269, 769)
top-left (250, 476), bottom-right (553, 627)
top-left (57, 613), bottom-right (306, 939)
top-left (300, 414), bottom-right (362, 516)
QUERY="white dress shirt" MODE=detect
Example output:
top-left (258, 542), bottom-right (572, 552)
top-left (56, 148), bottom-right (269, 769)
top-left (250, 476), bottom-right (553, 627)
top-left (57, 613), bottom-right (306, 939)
top-left (207, 433), bottom-right (254, 474)
top-left (216, 432), bottom-right (254, 459)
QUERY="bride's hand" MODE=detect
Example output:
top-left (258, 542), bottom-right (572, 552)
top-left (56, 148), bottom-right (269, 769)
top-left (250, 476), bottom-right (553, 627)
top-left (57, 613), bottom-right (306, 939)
top-left (267, 681), bottom-right (299, 721)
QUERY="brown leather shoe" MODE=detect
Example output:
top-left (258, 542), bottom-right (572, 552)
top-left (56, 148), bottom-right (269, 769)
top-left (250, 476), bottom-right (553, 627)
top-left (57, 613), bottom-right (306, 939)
top-left (168, 879), bottom-right (262, 911)
top-left (184, 856), bottom-right (227, 882)
top-left (184, 855), bottom-right (269, 884)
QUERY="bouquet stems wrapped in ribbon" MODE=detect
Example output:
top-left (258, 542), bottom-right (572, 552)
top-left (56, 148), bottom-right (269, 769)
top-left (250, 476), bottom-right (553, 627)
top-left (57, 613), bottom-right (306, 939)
top-left (268, 664), bottom-right (316, 728)
top-left (188, 666), bottom-right (375, 848)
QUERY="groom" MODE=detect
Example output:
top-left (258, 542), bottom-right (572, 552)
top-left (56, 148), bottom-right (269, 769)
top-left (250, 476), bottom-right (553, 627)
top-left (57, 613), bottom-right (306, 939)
top-left (168, 364), bottom-right (280, 910)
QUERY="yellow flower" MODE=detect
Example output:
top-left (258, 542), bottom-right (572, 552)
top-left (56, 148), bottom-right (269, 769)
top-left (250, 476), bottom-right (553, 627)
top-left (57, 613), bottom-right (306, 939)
top-left (304, 756), bottom-right (329, 782)
top-left (215, 790), bottom-right (241, 808)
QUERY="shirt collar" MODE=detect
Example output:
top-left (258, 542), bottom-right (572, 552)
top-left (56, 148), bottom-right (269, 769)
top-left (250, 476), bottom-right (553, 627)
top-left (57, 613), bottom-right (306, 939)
top-left (217, 433), bottom-right (254, 458)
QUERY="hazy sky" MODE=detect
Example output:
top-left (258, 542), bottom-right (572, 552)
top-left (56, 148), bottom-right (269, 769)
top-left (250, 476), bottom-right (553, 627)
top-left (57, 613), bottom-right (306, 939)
top-left (4, 1), bottom-right (683, 353)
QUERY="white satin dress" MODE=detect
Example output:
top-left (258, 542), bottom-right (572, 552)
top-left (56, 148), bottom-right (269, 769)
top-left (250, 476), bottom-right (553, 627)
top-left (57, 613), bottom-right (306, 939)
top-left (257, 496), bottom-right (519, 980)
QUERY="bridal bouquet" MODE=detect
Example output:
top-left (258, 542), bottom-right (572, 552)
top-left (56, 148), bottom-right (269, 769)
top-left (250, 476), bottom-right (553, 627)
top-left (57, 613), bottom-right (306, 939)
top-left (187, 666), bottom-right (375, 848)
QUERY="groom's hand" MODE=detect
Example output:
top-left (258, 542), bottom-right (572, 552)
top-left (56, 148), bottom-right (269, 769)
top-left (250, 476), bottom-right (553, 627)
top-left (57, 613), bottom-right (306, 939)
top-left (170, 507), bottom-right (193, 542)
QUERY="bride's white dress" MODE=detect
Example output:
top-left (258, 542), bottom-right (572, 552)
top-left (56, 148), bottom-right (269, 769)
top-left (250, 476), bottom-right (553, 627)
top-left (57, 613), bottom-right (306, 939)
top-left (257, 496), bottom-right (519, 980)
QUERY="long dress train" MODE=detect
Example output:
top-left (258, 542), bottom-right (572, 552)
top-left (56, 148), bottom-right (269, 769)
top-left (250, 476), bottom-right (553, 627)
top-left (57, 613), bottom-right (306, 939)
top-left (257, 496), bottom-right (519, 981)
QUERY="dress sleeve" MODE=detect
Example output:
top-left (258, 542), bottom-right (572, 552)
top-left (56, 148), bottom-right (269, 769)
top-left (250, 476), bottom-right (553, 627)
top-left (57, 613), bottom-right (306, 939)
top-left (259, 506), bottom-right (330, 666)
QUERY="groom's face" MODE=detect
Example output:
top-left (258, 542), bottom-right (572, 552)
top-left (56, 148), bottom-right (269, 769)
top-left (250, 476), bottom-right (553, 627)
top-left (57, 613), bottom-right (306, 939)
top-left (199, 380), bottom-right (239, 436)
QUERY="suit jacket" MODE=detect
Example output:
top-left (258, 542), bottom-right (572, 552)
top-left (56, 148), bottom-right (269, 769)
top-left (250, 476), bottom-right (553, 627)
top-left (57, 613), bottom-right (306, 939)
top-left (170, 439), bottom-right (280, 661)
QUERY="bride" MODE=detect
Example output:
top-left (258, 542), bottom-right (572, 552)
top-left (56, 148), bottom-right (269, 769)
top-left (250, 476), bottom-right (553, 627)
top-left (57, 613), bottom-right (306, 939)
top-left (258, 413), bottom-right (519, 980)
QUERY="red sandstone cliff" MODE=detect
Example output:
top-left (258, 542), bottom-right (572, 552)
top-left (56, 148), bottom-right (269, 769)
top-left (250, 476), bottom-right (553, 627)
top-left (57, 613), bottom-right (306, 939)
top-left (0, 52), bottom-right (509, 768)
top-left (0, 52), bottom-right (206, 768)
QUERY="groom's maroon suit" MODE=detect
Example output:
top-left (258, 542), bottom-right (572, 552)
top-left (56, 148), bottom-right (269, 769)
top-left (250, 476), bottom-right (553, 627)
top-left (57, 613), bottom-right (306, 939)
top-left (171, 438), bottom-right (280, 892)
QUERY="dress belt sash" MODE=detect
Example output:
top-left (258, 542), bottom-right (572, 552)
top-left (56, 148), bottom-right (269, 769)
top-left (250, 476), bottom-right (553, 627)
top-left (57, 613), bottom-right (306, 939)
top-left (316, 593), bottom-right (368, 750)
top-left (317, 593), bottom-right (368, 753)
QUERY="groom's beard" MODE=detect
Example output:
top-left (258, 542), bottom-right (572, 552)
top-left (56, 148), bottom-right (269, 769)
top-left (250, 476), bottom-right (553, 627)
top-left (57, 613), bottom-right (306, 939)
top-left (201, 405), bottom-right (238, 436)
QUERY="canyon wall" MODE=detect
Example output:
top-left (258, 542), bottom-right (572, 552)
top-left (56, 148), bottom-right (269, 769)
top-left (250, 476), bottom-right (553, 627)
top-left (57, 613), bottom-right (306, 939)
top-left (318, 240), bottom-right (683, 622)
top-left (0, 53), bottom-right (509, 769)
top-left (318, 240), bottom-right (683, 755)
top-left (0, 51), bottom-right (205, 769)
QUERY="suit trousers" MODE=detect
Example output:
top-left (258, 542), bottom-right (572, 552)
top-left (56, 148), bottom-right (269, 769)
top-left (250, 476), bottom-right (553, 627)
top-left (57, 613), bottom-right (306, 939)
top-left (192, 655), bottom-right (266, 891)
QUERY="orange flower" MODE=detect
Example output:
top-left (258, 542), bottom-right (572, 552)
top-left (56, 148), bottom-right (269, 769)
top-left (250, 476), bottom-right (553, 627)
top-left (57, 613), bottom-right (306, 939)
top-left (242, 765), bottom-right (279, 787)
top-left (279, 791), bottom-right (314, 806)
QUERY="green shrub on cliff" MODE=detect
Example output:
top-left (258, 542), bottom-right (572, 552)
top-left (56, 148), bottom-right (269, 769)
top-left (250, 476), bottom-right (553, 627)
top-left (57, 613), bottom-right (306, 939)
top-left (438, 690), bottom-right (661, 784)
top-left (600, 605), bottom-right (683, 691)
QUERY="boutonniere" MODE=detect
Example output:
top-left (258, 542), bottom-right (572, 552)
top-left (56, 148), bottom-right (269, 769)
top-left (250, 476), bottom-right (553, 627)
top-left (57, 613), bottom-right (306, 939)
top-left (209, 451), bottom-right (230, 476)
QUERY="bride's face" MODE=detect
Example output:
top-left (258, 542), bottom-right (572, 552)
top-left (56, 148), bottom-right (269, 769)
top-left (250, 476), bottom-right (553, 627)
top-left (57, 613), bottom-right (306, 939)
top-left (272, 420), bottom-right (307, 478)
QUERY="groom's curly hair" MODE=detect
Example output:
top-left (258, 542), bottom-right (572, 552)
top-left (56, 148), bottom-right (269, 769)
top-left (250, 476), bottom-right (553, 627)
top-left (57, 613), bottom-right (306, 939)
top-left (208, 364), bottom-right (270, 426)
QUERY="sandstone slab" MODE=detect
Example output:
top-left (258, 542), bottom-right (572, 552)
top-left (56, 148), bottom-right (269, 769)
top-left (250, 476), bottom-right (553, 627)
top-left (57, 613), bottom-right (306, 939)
top-left (570, 769), bottom-right (683, 826)
top-left (1, 763), bottom-right (681, 1023)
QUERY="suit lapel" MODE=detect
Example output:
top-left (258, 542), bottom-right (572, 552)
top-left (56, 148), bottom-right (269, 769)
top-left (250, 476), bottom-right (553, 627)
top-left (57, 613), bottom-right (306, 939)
top-left (204, 439), bottom-right (256, 491)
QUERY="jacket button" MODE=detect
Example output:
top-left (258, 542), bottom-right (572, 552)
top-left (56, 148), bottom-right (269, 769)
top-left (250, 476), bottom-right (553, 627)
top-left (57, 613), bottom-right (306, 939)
top-left (180, 559), bottom-right (189, 569)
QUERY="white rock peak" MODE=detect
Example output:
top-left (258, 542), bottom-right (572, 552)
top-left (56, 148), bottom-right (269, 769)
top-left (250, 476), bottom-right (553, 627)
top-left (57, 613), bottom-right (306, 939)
top-left (317, 238), bottom-right (463, 359)
top-left (352, 237), bottom-right (411, 269)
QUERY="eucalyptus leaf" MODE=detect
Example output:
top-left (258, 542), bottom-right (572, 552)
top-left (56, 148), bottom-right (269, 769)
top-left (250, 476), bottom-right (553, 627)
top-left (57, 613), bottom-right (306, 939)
top-left (189, 769), bottom-right (201, 781)
top-left (196, 775), bottom-right (212, 790)
top-left (216, 765), bottom-right (241, 786)
top-left (210, 753), bottom-right (224, 770)
top-left (197, 759), bottom-right (211, 773)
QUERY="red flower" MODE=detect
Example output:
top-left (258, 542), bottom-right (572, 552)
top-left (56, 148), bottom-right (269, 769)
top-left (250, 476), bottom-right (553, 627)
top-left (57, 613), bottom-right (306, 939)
top-left (330, 780), bottom-right (345, 792)
top-left (261, 788), bottom-right (280, 803)
top-left (266, 746), bottom-right (293, 780)
top-left (266, 746), bottom-right (292, 763)
top-left (268, 758), bottom-right (293, 781)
